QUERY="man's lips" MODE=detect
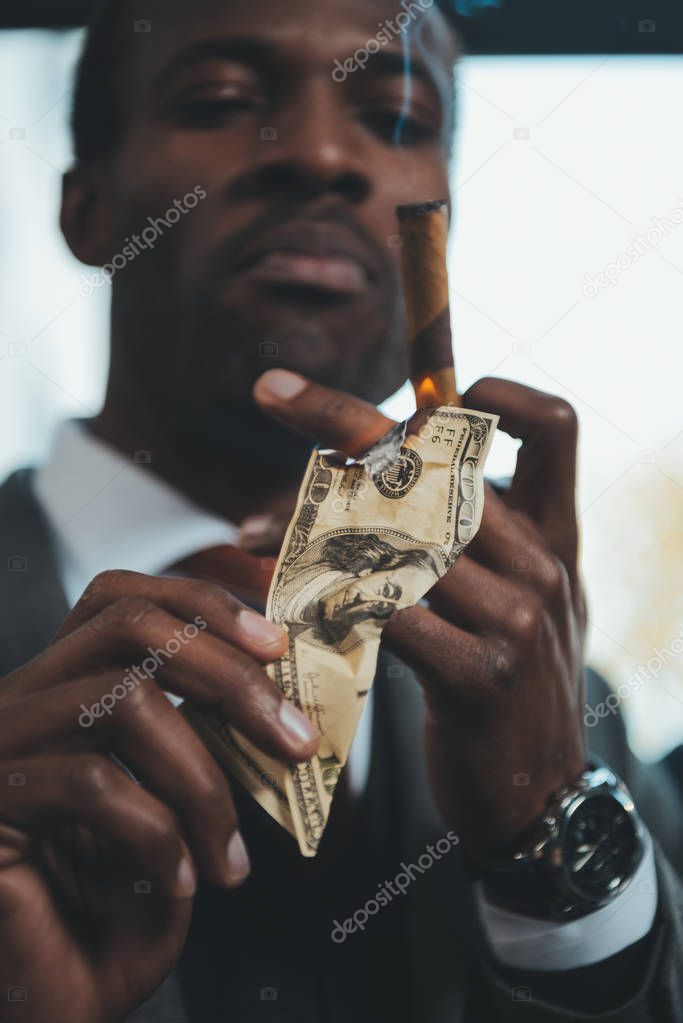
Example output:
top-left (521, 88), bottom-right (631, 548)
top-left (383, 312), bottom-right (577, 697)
top-left (239, 249), bottom-right (368, 295)
top-left (229, 220), bottom-right (380, 297)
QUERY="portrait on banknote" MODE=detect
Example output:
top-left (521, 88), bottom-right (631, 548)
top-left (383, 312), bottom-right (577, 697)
top-left (277, 531), bottom-right (440, 651)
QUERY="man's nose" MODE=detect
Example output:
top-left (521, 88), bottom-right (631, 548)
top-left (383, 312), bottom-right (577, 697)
top-left (237, 89), bottom-right (372, 204)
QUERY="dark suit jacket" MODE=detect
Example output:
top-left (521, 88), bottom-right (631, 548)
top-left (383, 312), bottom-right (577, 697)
top-left (1, 468), bottom-right (682, 1023)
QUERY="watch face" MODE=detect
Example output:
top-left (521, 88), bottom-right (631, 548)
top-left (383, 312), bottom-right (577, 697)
top-left (563, 793), bottom-right (642, 903)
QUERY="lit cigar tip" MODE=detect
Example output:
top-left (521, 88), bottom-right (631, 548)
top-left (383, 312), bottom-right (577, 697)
top-left (416, 376), bottom-right (440, 405)
top-left (396, 199), bottom-right (449, 219)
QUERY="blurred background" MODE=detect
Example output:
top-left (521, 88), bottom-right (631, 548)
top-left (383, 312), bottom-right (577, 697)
top-left (0, 1), bottom-right (681, 759)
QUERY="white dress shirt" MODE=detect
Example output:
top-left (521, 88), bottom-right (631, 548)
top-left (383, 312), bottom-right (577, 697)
top-left (33, 420), bottom-right (657, 971)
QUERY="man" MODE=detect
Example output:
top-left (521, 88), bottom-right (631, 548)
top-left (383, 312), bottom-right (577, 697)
top-left (0, 0), bottom-right (681, 1020)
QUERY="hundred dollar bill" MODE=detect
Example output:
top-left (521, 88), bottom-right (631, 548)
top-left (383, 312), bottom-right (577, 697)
top-left (186, 405), bottom-right (498, 856)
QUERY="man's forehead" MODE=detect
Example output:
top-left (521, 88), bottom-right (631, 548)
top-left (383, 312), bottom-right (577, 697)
top-left (136, 0), bottom-right (456, 79)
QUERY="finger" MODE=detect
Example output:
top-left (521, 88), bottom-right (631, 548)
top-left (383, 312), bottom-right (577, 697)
top-left (462, 483), bottom-right (546, 576)
top-left (463, 377), bottom-right (578, 568)
top-left (429, 553), bottom-right (574, 656)
top-left (93, 675), bottom-right (249, 889)
top-left (0, 855), bottom-right (192, 1020)
top-left (53, 569), bottom-right (288, 663)
top-left (0, 823), bottom-right (31, 869)
top-left (11, 600), bottom-right (319, 762)
top-left (0, 761), bottom-right (194, 1014)
top-left (0, 755), bottom-right (196, 902)
top-left (382, 604), bottom-right (501, 710)
top-left (428, 556), bottom-right (520, 635)
top-left (462, 484), bottom-right (574, 603)
top-left (0, 675), bottom-right (248, 888)
top-left (253, 369), bottom-right (394, 457)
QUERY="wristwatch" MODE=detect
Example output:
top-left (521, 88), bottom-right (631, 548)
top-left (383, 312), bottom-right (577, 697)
top-left (481, 762), bottom-right (646, 921)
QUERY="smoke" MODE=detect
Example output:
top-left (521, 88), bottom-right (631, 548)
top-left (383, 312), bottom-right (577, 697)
top-left (393, 28), bottom-right (414, 146)
top-left (446, 0), bottom-right (503, 13)
top-left (392, 5), bottom-right (460, 157)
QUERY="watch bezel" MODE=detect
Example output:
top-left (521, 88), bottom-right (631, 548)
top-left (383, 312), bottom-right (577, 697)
top-left (551, 769), bottom-right (645, 906)
top-left (481, 763), bottom-right (646, 921)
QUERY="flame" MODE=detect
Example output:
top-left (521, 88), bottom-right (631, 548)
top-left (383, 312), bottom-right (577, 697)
top-left (415, 375), bottom-right (439, 406)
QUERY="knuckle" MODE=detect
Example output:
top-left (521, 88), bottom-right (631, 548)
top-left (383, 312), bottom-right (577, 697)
top-left (80, 569), bottom-right (133, 604)
top-left (0, 868), bottom-right (33, 912)
top-left (538, 558), bottom-right (569, 600)
top-left (508, 596), bottom-right (543, 645)
top-left (116, 677), bottom-right (155, 718)
top-left (191, 769), bottom-right (232, 819)
top-left (141, 805), bottom-right (179, 856)
top-left (221, 661), bottom-right (273, 719)
top-left (488, 644), bottom-right (519, 690)
top-left (239, 660), bottom-right (271, 695)
top-left (184, 578), bottom-right (238, 617)
top-left (101, 597), bottom-right (159, 634)
top-left (69, 756), bottom-right (118, 804)
top-left (545, 397), bottom-right (577, 433)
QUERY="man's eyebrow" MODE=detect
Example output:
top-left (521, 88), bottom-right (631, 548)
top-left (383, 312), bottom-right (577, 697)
top-left (363, 48), bottom-right (443, 96)
top-left (153, 38), bottom-right (445, 96)
top-left (153, 38), bottom-right (275, 92)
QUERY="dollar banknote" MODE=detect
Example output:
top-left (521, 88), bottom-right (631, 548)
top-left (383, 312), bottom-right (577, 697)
top-left (186, 405), bottom-right (498, 856)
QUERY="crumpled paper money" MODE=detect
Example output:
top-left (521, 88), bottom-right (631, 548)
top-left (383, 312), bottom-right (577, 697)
top-left (188, 404), bottom-right (498, 855)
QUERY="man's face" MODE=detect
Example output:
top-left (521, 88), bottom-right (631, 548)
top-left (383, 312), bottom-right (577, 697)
top-left (320, 572), bottom-right (403, 623)
top-left (100, 0), bottom-right (455, 443)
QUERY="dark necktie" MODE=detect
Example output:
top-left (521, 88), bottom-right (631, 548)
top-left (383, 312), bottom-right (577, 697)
top-left (171, 545), bottom-right (411, 1022)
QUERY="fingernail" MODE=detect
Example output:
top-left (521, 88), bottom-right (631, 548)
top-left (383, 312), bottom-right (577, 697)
top-left (279, 700), bottom-right (319, 747)
top-left (176, 856), bottom-right (196, 898)
top-left (226, 831), bottom-right (250, 884)
top-left (239, 514), bottom-right (276, 549)
top-left (256, 369), bottom-right (307, 402)
top-left (238, 609), bottom-right (286, 647)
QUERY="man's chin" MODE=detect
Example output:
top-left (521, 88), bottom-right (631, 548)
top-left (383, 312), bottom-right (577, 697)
top-left (211, 283), bottom-right (405, 396)
top-left (169, 395), bottom-right (315, 472)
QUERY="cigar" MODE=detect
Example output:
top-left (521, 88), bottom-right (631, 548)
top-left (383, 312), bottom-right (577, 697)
top-left (396, 200), bottom-right (461, 408)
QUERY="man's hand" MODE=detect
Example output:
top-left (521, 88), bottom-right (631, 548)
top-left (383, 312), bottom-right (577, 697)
top-left (254, 369), bottom-right (587, 863)
top-left (0, 571), bottom-right (319, 1023)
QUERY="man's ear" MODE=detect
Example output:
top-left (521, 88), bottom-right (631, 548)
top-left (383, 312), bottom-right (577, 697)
top-left (60, 166), bottom-right (113, 267)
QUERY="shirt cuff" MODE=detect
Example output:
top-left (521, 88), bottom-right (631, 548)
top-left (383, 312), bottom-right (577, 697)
top-left (475, 829), bottom-right (657, 971)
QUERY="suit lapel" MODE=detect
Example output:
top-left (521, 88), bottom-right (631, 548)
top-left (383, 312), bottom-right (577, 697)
top-left (0, 470), bottom-right (69, 674)
top-left (0, 470), bottom-right (192, 1023)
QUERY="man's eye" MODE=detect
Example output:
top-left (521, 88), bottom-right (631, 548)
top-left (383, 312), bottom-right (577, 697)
top-left (170, 93), bottom-right (264, 127)
top-left (359, 108), bottom-right (438, 146)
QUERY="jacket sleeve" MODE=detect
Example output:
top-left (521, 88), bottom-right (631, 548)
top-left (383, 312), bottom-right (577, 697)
top-left (471, 667), bottom-right (683, 1021)
top-left (474, 842), bottom-right (683, 1021)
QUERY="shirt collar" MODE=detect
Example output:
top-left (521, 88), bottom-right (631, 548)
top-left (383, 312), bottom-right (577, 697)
top-left (33, 420), bottom-right (239, 606)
